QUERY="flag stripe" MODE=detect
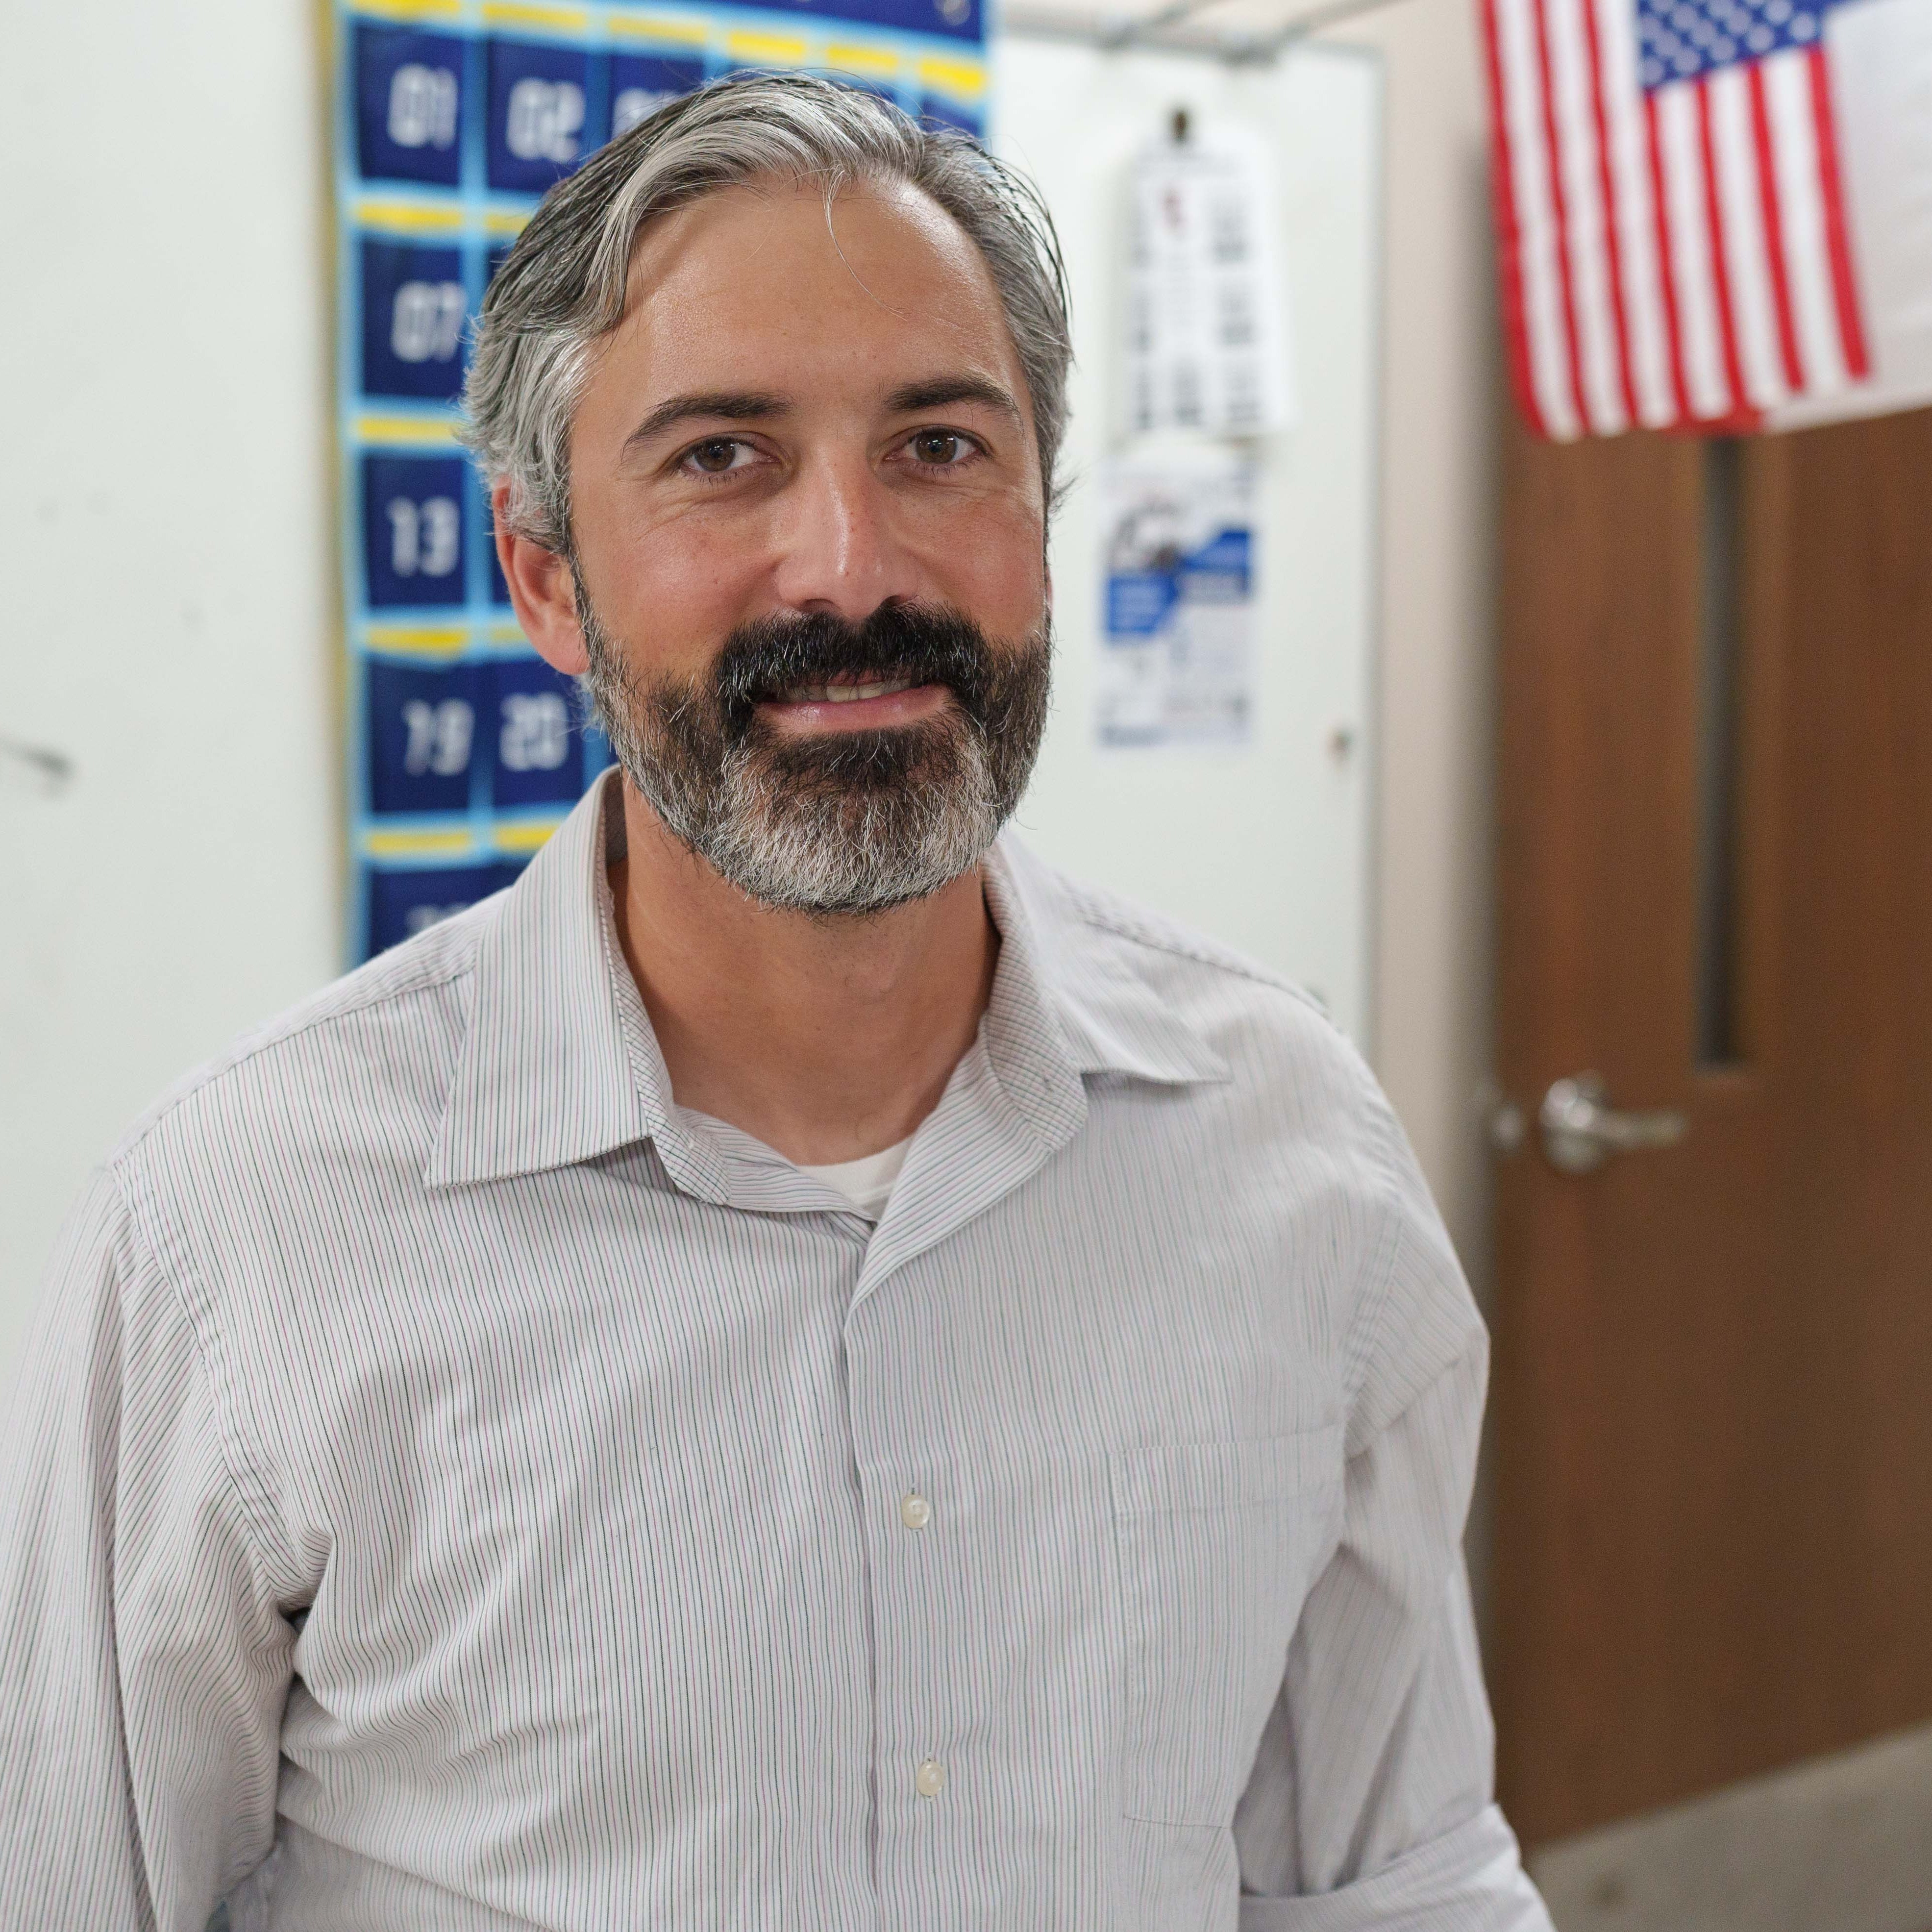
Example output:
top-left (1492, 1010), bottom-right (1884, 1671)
top-left (1657, 83), bottom-right (1730, 418)
top-left (1806, 41), bottom-right (1871, 379)
top-left (1747, 58), bottom-right (1807, 392)
top-left (1480, 0), bottom-right (1550, 438)
top-left (1530, 0), bottom-right (1593, 434)
top-left (1695, 81), bottom-right (1751, 416)
top-left (1765, 46), bottom-right (1850, 392)
top-left (1643, 86), bottom-right (1694, 422)
top-left (1709, 66), bottom-right (1787, 409)
top-left (1599, 0), bottom-right (1676, 428)
top-left (1496, 0), bottom-right (1583, 437)
top-left (1548, 0), bottom-right (1628, 430)
top-left (1579, 0), bottom-right (1640, 425)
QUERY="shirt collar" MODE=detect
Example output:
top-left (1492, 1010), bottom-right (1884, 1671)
top-left (424, 772), bottom-right (1225, 1193)
top-left (983, 836), bottom-right (1230, 1090)
top-left (424, 775), bottom-right (681, 1192)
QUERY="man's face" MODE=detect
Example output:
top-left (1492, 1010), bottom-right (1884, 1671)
top-left (535, 174), bottom-right (1052, 915)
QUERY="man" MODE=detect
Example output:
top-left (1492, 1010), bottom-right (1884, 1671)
top-left (0, 74), bottom-right (1550, 1932)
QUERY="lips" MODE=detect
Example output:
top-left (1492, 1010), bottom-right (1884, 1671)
top-left (774, 677), bottom-right (918, 705)
top-left (712, 606), bottom-right (999, 736)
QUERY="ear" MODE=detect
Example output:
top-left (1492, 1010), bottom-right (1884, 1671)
top-left (494, 482), bottom-right (589, 676)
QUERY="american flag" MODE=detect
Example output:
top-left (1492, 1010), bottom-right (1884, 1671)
top-left (1481, 0), bottom-right (1873, 437)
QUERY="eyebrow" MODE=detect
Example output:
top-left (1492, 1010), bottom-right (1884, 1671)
top-left (885, 375), bottom-right (1023, 421)
top-left (622, 391), bottom-right (790, 454)
top-left (619, 375), bottom-right (1023, 457)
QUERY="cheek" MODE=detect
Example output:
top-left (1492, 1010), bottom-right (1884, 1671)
top-left (584, 510), bottom-right (765, 677)
top-left (923, 496), bottom-right (1048, 632)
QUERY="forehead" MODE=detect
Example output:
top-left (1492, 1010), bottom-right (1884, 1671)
top-left (603, 174), bottom-right (1024, 397)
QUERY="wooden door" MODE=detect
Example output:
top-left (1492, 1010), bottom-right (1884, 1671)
top-left (1491, 404), bottom-right (1932, 1853)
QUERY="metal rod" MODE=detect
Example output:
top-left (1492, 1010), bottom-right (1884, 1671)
top-left (998, 3), bottom-right (1270, 59)
top-left (1258, 0), bottom-right (1410, 52)
top-left (1097, 0), bottom-right (1241, 48)
top-left (999, 0), bottom-right (1409, 61)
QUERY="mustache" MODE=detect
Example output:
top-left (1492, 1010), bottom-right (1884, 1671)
top-left (710, 604), bottom-right (1002, 732)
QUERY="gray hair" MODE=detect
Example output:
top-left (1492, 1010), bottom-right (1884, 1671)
top-left (463, 71), bottom-right (1072, 555)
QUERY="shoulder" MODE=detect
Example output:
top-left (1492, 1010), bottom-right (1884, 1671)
top-left (104, 896), bottom-right (498, 1200)
top-left (22, 900), bottom-right (502, 1424)
top-left (998, 832), bottom-right (1379, 1118)
top-left (998, 837), bottom-right (1479, 1412)
top-left (1060, 868), bottom-right (1311, 1001)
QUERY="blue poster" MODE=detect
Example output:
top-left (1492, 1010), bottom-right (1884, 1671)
top-left (333, 0), bottom-right (989, 961)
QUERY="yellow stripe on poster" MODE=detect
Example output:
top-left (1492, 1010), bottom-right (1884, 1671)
top-left (364, 828), bottom-right (477, 859)
top-left (480, 1), bottom-right (591, 30)
top-left (725, 28), bottom-right (808, 66)
top-left (354, 197), bottom-right (465, 236)
top-left (823, 42), bottom-right (901, 80)
top-left (916, 55), bottom-right (985, 101)
top-left (364, 625), bottom-right (470, 659)
top-left (486, 621), bottom-right (529, 645)
top-left (606, 10), bottom-right (710, 45)
top-left (484, 208), bottom-right (532, 238)
top-left (348, 0), bottom-right (462, 21)
top-left (355, 412), bottom-right (464, 446)
top-left (494, 817), bottom-right (567, 855)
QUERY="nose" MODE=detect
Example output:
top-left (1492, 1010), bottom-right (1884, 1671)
top-left (768, 450), bottom-right (922, 622)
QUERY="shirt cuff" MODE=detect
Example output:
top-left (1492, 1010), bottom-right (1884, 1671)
top-left (1238, 1805), bottom-right (1555, 1932)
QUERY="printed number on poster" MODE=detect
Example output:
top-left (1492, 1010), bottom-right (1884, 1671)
top-left (500, 693), bottom-right (572, 772)
top-left (390, 281), bottom-right (466, 365)
top-left (388, 495), bottom-right (461, 579)
top-left (389, 63), bottom-right (459, 149)
top-left (505, 79), bottom-right (585, 163)
top-left (400, 698), bottom-right (475, 777)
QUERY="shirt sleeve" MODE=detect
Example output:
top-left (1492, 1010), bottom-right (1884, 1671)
top-left (0, 1166), bottom-right (295, 1932)
top-left (1229, 1102), bottom-right (1554, 1932)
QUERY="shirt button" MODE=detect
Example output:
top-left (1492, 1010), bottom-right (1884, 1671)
top-left (900, 1492), bottom-right (933, 1530)
top-left (915, 1758), bottom-right (947, 1798)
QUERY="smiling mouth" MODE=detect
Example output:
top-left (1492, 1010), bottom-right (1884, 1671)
top-left (774, 677), bottom-right (918, 705)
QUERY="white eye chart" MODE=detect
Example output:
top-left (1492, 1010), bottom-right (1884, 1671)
top-left (1119, 130), bottom-right (1294, 441)
top-left (332, 0), bottom-right (989, 959)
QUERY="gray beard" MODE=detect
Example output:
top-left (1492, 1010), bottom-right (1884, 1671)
top-left (574, 583), bottom-right (1051, 919)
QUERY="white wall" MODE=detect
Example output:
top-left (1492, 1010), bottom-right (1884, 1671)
top-left (1320, 0), bottom-right (1501, 1603)
top-left (1327, 0), bottom-right (1498, 1300)
top-left (0, 0), bottom-right (341, 1377)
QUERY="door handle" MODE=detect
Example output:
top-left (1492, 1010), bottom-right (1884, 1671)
top-left (1539, 1074), bottom-right (1688, 1176)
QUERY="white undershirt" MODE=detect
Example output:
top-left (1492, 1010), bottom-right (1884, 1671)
top-left (794, 1137), bottom-right (913, 1221)
top-left (677, 1107), bottom-right (912, 1221)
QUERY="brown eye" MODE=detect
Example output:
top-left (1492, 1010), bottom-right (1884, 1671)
top-left (913, 431), bottom-right (964, 465)
top-left (689, 439), bottom-right (739, 473)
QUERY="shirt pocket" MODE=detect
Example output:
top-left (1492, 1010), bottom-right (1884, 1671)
top-left (1109, 1425), bottom-right (1344, 1829)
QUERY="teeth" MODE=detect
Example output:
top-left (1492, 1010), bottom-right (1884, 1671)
top-left (782, 679), bottom-right (915, 705)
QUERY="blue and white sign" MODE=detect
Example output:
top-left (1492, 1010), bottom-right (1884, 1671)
top-left (356, 24), bottom-right (467, 186)
top-left (361, 239), bottom-right (471, 399)
top-left (366, 659), bottom-right (482, 815)
top-left (491, 657), bottom-right (592, 811)
top-left (361, 455), bottom-right (469, 610)
top-left (487, 37), bottom-right (604, 194)
top-left (1097, 449), bottom-right (1257, 748)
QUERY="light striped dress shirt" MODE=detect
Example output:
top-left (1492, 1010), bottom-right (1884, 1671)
top-left (0, 774), bottom-right (1552, 1932)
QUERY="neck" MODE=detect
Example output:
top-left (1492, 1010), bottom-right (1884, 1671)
top-left (608, 778), bottom-right (999, 1167)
